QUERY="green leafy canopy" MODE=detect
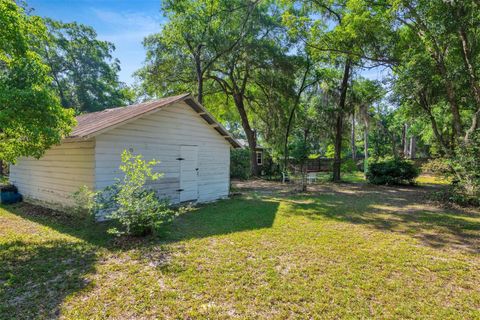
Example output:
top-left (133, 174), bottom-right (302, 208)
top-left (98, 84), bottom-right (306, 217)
top-left (0, 0), bottom-right (75, 163)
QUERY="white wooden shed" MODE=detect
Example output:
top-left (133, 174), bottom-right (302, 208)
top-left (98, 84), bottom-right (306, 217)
top-left (10, 93), bottom-right (240, 209)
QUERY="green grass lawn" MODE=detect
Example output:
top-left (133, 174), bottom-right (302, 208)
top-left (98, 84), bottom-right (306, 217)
top-left (316, 171), bottom-right (366, 183)
top-left (415, 173), bottom-right (451, 185)
top-left (316, 172), bottom-right (449, 185)
top-left (1, 182), bottom-right (479, 319)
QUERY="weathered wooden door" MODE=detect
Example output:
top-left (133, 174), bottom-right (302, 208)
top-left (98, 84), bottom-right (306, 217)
top-left (179, 145), bottom-right (199, 202)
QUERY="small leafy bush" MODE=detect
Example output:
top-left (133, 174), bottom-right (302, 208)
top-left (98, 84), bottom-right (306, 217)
top-left (421, 158), bottom-right (452, 176)
top-left (230, 148), bottom-right (251, 180)
top-left (420, 132), bottom-right (479, 207)
top-left (74, 150), bottom-right (175, 236)
top-left (431, 186), bottom-right (480, 207)
top-left (0, 175), bottom-right (8, 185)
top-left (426, 131), bottom-right (479, 207)
top-left (451, 132), bottom-right (480, 200)
top-left (341, 159), bottom-right (358, 173)
top-left (71, 185), bottom-right (96, 220)
top-left (261, 152), bottom-right (281, 178)
top-left (367, 159), bottom-right (419, 185)
top-left (103, 150), bottom-right (175, 236)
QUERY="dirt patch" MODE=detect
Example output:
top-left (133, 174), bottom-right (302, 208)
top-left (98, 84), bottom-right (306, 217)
top-left (233, 179), bottom-right (480, 254)
top-left (232, 179), bottom-right (301, 195)
top-left (233, 179), bottom-right (431, 200)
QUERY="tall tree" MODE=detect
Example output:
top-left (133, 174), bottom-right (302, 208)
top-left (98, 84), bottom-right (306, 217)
top-left (391, 0), bottom-right (480, 146)
top-left (280, 54), bottom-right (322, 173)
top-left (349, 78), bottom-right (384, 174)
top-left (284, 1), bottom-right (353, 181)
top-left (43, 19), bottom-right (133, 112)
top-left (0, 0), bottom-right (74, 163)
top-left (138, 0), bottom-right (259, 104)
top-left (139, 0), bottom-right (290, 176)
top-left (283, 0), bottom-right (393, 181)
top-left (207, 2), bottom-right (292, 176)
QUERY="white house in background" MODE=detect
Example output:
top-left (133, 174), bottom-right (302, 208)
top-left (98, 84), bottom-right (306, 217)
top-left (10, 93), bottom-right (240, 210)
top-left (236, 138), bottom-right (265, 168)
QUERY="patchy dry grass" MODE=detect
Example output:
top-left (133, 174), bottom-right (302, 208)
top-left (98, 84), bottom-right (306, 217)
top-left (1, 180), bottom-right (479, 319)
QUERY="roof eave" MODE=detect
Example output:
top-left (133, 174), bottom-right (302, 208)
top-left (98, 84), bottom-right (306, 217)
top-left (65, 94), bottom-right (241, 148)
top-left (183, 97), bottom-right (242, 148)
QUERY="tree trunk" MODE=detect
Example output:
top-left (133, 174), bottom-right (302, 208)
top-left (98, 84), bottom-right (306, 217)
top-left (364, 121), bottom-right (369, 178)
top-left (247, 134), bottom-right (259, 177)
top-left (283, 63), bottom-right (310, 173)
top-left (332, 59), bottom-right (351, 182)
top-left (444, 79), bottom-right (463, 139)
top-left (418, 91), bottom-right (451, 156)
top-left (195, 55), bottom-right (204, 104)
top-left (301, 128), bottom-right (309, 192)
top-left (332, 114), bottom-right (343, 182)
top-left (458, 28), bottom-right (480, 142)
top-left (234, 94), bottom-right (259, 176)
top-left (433, 58), bottom-right (463, 139)
top-left (403, 124), bottom-right (409, 158)
top-left (197, 66), bottom-right (203, 104)
top-left (382, 122), bottom-right (399, 160)
top-left (351, 111), bottom-right (356, 162)
top-left (197, 73), bottom-right (203, 105)
top-left (299, 161), bottom-right (306, 192)
top-left (284, 106), bottom-right (296, 172)
top-left (391, 133), bottom-right (398, 159)
top-left (409, 136), bottom-right (416, 159)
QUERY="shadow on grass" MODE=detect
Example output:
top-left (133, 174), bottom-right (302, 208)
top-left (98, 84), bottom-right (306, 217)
top-left (0, 239), bottom-right (96, 319)
top-left (5, 197), bottom-right (280, 244)
top-left (284, 186), bottom-right (480, 254)
top-left (164, 197), bottom-right (279, 241)
top-left (1, 197), bottom-right (278, 317)
top-left (3, 203), bottom-right (113, 247)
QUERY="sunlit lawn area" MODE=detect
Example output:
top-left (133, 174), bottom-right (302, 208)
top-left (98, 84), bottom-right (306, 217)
top-left (316, 172), bottom-right (450, 185)
top-left (416, 173), bottom-right (451, 185)
top-left (1, 180), bottom-right (479, 319)
top-left (316, 171), bottom-right (366, 183)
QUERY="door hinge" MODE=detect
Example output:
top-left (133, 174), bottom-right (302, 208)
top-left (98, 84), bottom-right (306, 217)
top-left (176, 189), bottom-right (184, 192)
top-left (176, 157), bottom-right (185, 160)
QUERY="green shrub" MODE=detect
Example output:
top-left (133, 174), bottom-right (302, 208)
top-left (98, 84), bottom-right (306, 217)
top-left (103, 150), bottom-right (175, 236)
top-left (341, 159), bottom-right (358, 173)
top-left (74, 150), bottom-right (175, 237)
top-left (420, 132), bottom-right (480, 207)
top-left (421, 158), bottom-right (452, 176)
top-left (0, 175), bottom-right (8, 185)
top-left (431, 187), bottom-right (480, 207)
top-left (71, 185), bottom-right (96, 220)
top-left (450, 130), bottom-right (480, 201)
top-left (367, 159), bottom-right (419, 185)
top-left (261, 152), bottom-right (281, 178)
top-left (230, 148), bottom-right (251, 180)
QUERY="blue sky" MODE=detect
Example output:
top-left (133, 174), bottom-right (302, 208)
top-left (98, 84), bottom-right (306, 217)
top-left (27, 0), bottom-right (386, 85)
top-left (27, 0), bottom-right (165, 85)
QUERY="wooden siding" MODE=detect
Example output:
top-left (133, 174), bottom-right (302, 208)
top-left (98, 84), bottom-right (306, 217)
top-left (94, 101), bottom-right (231, 204)
top-left (9, 140), bottom-right (95, 208)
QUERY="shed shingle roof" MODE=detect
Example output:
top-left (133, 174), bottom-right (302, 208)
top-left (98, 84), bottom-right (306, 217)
top-left (67, 93), bottom-right (241, 148)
